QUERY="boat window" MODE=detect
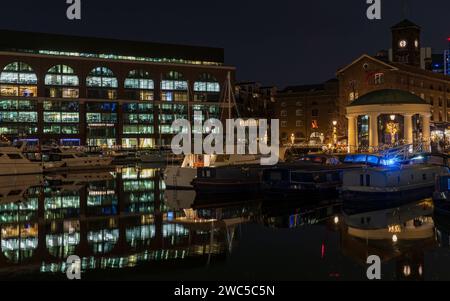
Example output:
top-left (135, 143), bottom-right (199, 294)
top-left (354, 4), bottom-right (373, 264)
top-left (7, 153), bottom-right (23, 160)
top-left (366, 155), bottom-right (379, 165)
top-left (354, 155), bottom-right (368, 163)
top-left (61, 154), bottom-right (75, 159)
top-left (366, 175), bottom-right (371, 187)
top-left (360, 175), bottom-right (364, 186)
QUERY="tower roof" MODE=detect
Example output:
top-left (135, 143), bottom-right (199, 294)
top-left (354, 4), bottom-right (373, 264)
top-left (391, 19), bottom-right (421, 30)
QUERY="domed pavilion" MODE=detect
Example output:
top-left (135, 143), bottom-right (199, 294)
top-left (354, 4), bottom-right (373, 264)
top-left (346, 89), bottom-right (431, 152)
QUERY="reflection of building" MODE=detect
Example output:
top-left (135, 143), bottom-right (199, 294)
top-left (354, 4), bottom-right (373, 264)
top-left (0, 168), bottom-right (243, 277)
top-left (346, 89), bottom-right (431, 152)
top-left (341, 200), bottom-right (436, 280)
top-left (338, 20), bottom-right (450, 151)
top-left (0, 30), bottom-right (235, 148)
top-left (275, 79), bottom-right (339, 145)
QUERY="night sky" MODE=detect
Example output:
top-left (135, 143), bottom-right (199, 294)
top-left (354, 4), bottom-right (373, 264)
top-left (0, 0), bottom-right (448, 87)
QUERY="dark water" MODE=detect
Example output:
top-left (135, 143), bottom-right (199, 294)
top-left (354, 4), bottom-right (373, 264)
top-left (1, 166), bottom-right (449, 281)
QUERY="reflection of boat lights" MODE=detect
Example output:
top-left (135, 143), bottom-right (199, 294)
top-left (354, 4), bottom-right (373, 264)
top-left (403, 265), bottom-right (411, 277)
top-left (334, 216), bottom-right (339, 225)
top-left (392, 234), bottom-right (398, 243)
top-left (388, 225), bottom-right (402, 233)
top-left (419, 265), bottom-right (423, 276)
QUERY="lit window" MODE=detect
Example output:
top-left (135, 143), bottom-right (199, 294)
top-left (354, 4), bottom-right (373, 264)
top-left (124, 69), bottom-right (154, 101)
top-left (0, 62), bottom-right (37, 97)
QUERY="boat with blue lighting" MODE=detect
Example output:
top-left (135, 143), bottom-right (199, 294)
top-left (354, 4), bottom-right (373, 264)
top-left (341, 151), bottom-right (448, 206)
top-left (261, 154), bottom-right (363, 200)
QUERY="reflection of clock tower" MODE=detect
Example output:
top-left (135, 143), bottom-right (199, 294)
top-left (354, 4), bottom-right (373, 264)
top-left (391, 19), bottom-right (421, 67)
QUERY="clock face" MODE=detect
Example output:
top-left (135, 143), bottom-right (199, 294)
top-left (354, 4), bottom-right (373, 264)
top-left (399, 40), bottom-right (407, 48)
top-left (415, 40), bottom-right (419, 48)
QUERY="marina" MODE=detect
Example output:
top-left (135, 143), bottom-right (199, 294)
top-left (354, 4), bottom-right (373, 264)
top-left (0, 160), bottom-right (449, 281)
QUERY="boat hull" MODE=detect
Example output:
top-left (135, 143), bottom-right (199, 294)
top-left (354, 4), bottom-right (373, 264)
top-left (0, 163), bottom-right (43, 176)
top-left (193, 179), bottom-right (261, 199)
top-left (342, 185), bottom-right (434, 208)
top-left (263, 186), bottom-right (339, 201)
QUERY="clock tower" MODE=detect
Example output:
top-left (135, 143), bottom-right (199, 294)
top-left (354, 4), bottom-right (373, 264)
top-left (391, 19), bottom-right (421, 67)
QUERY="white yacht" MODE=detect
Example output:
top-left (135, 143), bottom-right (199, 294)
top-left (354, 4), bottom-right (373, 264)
top-left (0, 174), bottom-right (44, 204)
top-left (341, 154), bottom-right (448, 204)
top-left (164, 154), bottom-right (262, 189)
top-left (50, 147), bottom-right (113, 170)
top-left (0, 144), bottom-right (43, 176)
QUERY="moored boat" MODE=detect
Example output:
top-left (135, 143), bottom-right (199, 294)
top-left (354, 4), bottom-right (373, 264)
top-left (0, 144), bottom-right (43, 176)
top-left (192, 164), bottom-right (264, 199)
top-left (342, 155), bottom-right (448, 207)
top-left (164, 154), bottom-right (262, 189)
top-left (261, 154), bottom-right (361, 201)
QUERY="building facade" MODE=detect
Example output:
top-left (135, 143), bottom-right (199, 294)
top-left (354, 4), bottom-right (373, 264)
top-left (337, 20), bottom-right (450, 150)
top-left (275, 79), bottom-right (339, 145)
top-left (0, 30), bottom-right (235, 148)
top-left (235, 82), bottom-right (276, 119)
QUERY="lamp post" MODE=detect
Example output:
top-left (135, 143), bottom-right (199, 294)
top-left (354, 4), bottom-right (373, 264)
top-left (290, 133), bottom-right (295, 145)
top-left (332, 120), bottom-right (338, 145)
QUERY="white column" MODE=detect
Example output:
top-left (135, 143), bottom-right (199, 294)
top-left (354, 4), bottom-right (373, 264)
top-left (347, 115), bottom-right (357, 153)
top-left (404, 114), bottom-right (414, 145)
top-left (422, 113), bottom-right (431, 152)
top-left (369, 113), bottom-right (379, 152)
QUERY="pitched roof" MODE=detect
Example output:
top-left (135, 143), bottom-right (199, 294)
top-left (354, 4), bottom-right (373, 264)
top-left (391, 19), bottom-right (421, 30)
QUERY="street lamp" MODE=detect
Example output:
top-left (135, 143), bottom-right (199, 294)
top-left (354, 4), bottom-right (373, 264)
top-left (332, 121), bottom-right (338, 146)
top-left (290, 133), bottom-right (295, 145)
top-left (390, 114), bottom-right (396, 121)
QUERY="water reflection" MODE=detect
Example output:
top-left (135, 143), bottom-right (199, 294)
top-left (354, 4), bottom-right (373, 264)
top-left (1, 168), bottom-right (450, 280)
top-left (0, 167), bottom-right (244, 278)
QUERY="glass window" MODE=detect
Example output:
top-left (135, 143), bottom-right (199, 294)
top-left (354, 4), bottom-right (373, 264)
top-left (0, 112), bottom-right (36, 123)
top-left (45, 65), bottom-right (79, 86)
top-left (44, 112), bottom-right (61, 123)
top-left (18, 112), bottom-right (37, 122)
top-left (61, 113), bottom-right (79, 123)
top-left (86, 113), bottom-right (102, 123)
top-left (61, 126), bottom-right (79, 134)
top-left (44, 125), bottom-right (61, 134)
top-left (194, 73), bottom-right (220, 92)
top-left (0, 62), bottom-right (37, 85)
top-left (161, 71), bottom-right (188, 93)
top-left (124, 70), bottom-right (154, 90)
top-left (86, 67), bottom-right (118, 88)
